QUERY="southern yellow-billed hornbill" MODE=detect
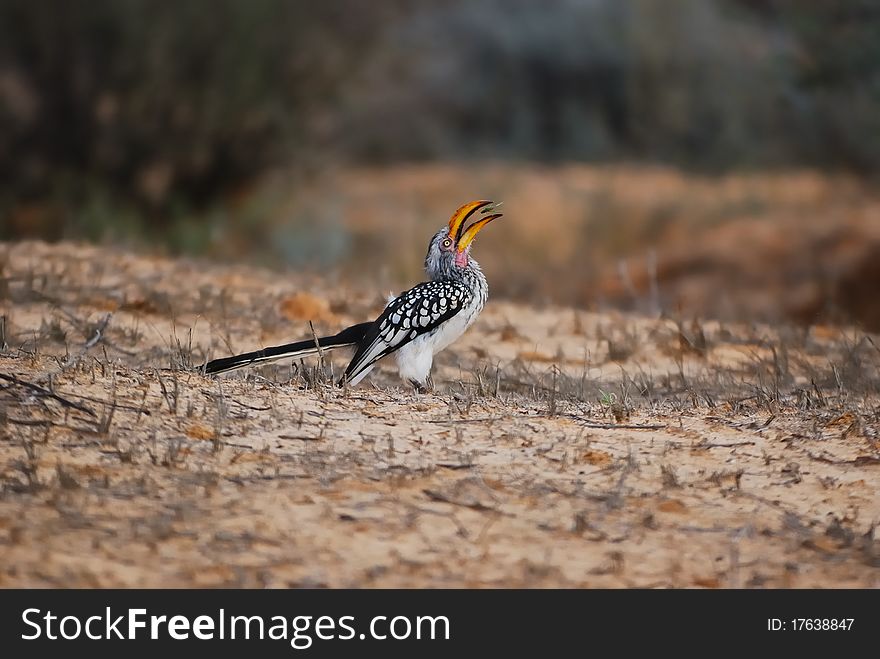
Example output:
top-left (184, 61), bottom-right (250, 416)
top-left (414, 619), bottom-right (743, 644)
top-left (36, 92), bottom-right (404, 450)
top-left (203, 200), bottom-right (502, 391)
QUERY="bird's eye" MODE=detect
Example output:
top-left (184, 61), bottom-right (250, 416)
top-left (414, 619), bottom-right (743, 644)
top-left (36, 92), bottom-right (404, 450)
top-left (442, 238), bottom-right (452, 249)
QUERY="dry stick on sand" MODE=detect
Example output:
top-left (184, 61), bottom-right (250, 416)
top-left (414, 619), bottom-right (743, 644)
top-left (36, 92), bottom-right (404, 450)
top-left (0, 372), bottom-right (96, 417)
top-left (577, 421), bottom-right (667, 430)
top-left (427, 414), bottom-right (666, 430)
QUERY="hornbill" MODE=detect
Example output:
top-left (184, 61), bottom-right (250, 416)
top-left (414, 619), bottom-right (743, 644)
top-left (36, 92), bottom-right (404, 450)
top-left (202, 200), bottom-right (502, 392)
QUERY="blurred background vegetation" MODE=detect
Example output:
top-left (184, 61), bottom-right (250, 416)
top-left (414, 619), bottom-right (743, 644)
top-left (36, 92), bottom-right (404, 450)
top-left (1, 0), bottom-right (879, 328)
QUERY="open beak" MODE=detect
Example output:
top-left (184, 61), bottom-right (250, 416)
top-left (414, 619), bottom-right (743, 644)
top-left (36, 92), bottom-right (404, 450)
top-left (457, 212), bottom-right (502, 252)
top-left (448, 200), bottom-right (494, 244)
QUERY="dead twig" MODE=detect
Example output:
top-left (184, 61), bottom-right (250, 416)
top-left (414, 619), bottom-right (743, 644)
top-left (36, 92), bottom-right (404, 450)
top-left (0, 372), bottom-right (96, 417)
top-left (202, 391), bottom-right (271, 412)
top-left (59, 312), bottom-right (113, 369)
top-left (5, 417), bottom-right (54, 426)
top-left (806, 452), bottom-right (880, 467)
top-left (436, 462), bottom-right (474, 470)
top-left (422, 488), bottom-right (497, 512)
top-left (309, 320), bottom-right (327, 377)
top-left (85, 313), bottom-right (112, 349)
top-left (578, 421), bottom-right (666, 430)
top-left (53, 390), bottom-right (150, 415)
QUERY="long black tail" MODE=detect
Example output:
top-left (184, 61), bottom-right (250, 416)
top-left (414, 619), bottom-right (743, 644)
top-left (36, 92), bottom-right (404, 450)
top-left (203, 322), bottom-right (372, 375)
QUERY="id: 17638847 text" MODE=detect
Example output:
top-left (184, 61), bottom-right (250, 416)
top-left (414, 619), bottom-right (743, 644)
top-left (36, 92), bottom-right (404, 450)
top-left (768, 619), bottom-right (853, 631)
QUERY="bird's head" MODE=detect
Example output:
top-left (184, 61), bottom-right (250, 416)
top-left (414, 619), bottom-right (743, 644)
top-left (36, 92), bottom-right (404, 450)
top-left (425, 200), bottom-right (503, 278)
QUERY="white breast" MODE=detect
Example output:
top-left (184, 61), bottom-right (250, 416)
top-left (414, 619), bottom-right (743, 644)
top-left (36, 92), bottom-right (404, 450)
top-left (394, 296), bottom-right (482, 385)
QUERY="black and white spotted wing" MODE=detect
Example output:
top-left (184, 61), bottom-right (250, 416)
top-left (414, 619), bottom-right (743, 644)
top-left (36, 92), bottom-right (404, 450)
top-left (341, 280), bottom-right (472, 384)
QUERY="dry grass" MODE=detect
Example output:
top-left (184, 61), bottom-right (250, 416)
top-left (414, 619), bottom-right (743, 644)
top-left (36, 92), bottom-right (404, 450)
top-left (1, 240), bottom-right (879, 588)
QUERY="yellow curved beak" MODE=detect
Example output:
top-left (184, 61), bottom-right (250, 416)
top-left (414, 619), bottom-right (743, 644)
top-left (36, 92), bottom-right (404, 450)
top-left (448, 200), bottom-right (494, 244)
top-left (457, 212), bottom-right (503, 252)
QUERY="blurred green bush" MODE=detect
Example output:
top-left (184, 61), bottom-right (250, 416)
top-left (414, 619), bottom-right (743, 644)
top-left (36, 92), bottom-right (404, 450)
top-left (0, 0), bottom-right (878, 242)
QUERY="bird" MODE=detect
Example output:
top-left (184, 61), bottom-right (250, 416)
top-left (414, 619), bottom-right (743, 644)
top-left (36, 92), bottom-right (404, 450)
top-left (202, 200), bottom-right (503, 392)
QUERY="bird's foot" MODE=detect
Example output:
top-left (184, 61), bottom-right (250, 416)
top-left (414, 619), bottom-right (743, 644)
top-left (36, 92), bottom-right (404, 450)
top-left (409, 377), bottom-right (433, 395)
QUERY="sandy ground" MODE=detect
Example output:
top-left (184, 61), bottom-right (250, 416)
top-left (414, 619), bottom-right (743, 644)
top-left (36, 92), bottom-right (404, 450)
top-left (1, 240), bottom-right (879, 587)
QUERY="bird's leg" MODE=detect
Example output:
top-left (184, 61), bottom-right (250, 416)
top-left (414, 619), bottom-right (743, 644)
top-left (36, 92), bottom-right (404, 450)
top-left (408, 379), bottom-right (429, 394)
top-left (409, 376), bottom-right (433, 395)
